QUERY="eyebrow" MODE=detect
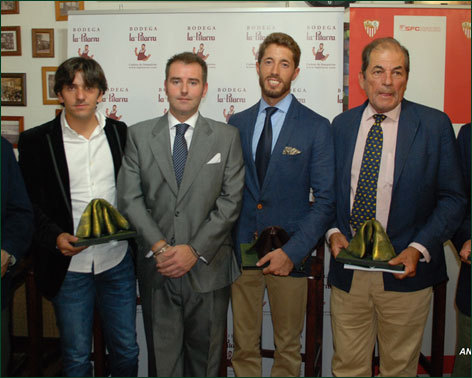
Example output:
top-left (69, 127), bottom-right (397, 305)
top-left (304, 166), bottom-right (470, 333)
top-left (372, 65), bottom-right (404, 71)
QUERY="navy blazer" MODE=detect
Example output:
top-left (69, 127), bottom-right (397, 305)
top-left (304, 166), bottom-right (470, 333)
top-left (328, 99), bottom-right (467, 292)
top-left (1, 137), bottom-right (34, 309)
top-left (18, 114), bottom-right (127, 299)
top-left (451, 123), bottom-right (470, 316)
top-left (230, 96), bottom-right (335, 273)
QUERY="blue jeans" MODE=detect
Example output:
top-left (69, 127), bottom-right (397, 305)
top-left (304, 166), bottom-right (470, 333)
top-left (51, 251), bottom-right (139, 377)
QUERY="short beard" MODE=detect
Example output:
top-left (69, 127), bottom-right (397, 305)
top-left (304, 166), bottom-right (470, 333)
top-left (259, 75), bottom-right (291, 99)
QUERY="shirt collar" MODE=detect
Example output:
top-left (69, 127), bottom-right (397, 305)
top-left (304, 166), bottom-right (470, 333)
top-left (258, 93), bottom-right (293, 115)
top-left (365, 102), bottom-right (402, 123)
top-left (167, 111), bottom-right (199, 130)
top-left (60, 110), bottom-right (106, 137)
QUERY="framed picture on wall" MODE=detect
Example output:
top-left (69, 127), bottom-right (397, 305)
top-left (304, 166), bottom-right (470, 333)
top-left (1, 116), bottom-right (24, 147)
top-left (1, 26), bottom-right (21, 56)
top-left (42, 66), bottom-right (59, 105)
top-left (55, 1), bottom-right (84, 21)
top-left (32, 28), bottom-right (54, 58)
top-left (1, 1), bottom-right (19, 14)
top-left (1, 73), bottom-right (26, 106)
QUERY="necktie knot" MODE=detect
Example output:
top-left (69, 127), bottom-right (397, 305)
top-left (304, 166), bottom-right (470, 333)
top-left (373, 114), bottom-right (387, 124)
top-left (265, 107), bottom-right (278, 119)
top-left (176, 123), bottom-right (189, 136)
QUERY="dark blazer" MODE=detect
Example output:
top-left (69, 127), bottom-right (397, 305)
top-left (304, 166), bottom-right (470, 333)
top-left (230, 96), bottom-right (335, 274)
top-left (1, 137), bottom-right (34, 309)
top-left (451, 123), bottom-right (470, 316)
top-left (328, 99), bottom-right (467, 292)
top-left (18, 114), bottom-right (127, 299)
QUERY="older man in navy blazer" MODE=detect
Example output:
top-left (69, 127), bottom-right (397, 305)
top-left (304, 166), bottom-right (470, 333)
top-left (327, 37), bottom-right (466, 377)
top-left (229, 32), bottom-right (335, 377)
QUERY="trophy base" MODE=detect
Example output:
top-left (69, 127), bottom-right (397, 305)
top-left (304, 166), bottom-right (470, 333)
top-left (72, 230), bottom-right (137, 247)
top-left (336, 248), bottom-right (405, 272)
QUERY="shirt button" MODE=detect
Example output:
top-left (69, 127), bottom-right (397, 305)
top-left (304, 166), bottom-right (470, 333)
top-left (257, 203), bottom-right (263, 210)
top-left (175, 211), bottom-right (180, 217)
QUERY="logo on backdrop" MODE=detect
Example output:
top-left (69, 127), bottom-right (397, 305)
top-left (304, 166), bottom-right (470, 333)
top-left (292, 87), bottom-right (307, 104)
top-left (313, 43), bottom-right (330, 61)
top-left (462, 21), bottom-right (471, 39)
top-left (102, 87), bottom-right (129, 105)
top-left (363, 20), bottom-right (379, 38)
top-left (217, 87), bottom-right (247, 117)
top-left (193, 43), bottom-right (210, 61)
top-left (78, 44), bottom-right (94, 59)
top-left (129, 26), bottom-right (158, 69)
top-left (105, 104), bottom-right (123, 121)
top-left (223, 105), bottom-right (236, 123)
top-left (157, 87), bottom-right (168, 106)
top-left (134, 44), bottom-right (151, 61)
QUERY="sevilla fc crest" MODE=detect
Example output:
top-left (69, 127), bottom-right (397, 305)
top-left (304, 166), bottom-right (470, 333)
top-left (364, 20), bottom-right (379, 38)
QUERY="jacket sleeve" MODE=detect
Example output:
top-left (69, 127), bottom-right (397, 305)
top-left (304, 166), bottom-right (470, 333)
top-left (1, 138), bottom-right (34, 262)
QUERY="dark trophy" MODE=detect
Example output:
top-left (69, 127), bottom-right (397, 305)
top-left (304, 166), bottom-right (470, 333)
top-left (241, 226), bottom-right (290, 269)
top-left (336, 219), bottom-right (404, 271)
top-left (72, 198), bottom-right (136, 247)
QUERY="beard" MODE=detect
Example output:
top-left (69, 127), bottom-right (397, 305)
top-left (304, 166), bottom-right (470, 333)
top-left (259, 74), bottom-right (291, 99)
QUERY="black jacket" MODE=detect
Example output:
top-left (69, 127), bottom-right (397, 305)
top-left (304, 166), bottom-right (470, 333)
top-left (18, 114), bottom-right (127, 299)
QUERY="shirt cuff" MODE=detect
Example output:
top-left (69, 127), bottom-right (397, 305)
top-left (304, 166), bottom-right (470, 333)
top-left (326, 228), bottom-right (342, 244)
top-left (409, 242), bottom-right (430, 263)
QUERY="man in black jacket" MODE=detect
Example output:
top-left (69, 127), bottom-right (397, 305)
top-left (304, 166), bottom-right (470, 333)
top-left (18, 57), bottom-right (138, 377)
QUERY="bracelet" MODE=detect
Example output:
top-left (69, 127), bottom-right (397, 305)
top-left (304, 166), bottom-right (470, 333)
top-left (153, 243), bottom-right (170, 257)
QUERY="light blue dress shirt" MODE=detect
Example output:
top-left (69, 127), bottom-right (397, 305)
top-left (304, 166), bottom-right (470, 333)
top-left (251, 94), bottom-right (293, 161)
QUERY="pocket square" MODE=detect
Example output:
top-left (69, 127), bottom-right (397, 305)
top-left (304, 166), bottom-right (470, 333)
top-left (282, 146), bottom-right (301, 155)
top-left (207, 153), bottom-right (221, 164)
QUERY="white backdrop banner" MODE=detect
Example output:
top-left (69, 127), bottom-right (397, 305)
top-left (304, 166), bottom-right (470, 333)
top-left (68, 8), bottom-right (344, 125)
top-left (68, 8), bottom-right (344, 377)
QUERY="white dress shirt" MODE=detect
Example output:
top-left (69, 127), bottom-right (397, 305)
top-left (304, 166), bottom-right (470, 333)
top-left (61, 111), bottom-right (127, 273)
top-left (167, 111), bottom-right (199, 151)
top-left (327, 103), bottom-right (430, 261)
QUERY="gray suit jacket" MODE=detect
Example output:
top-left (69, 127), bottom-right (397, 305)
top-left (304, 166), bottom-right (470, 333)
top-left (117, 113), bottom-right (244, 293)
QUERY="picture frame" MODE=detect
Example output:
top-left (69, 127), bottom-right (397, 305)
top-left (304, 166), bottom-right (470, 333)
top-left (32, 28), bottom-right (54, 58)
top-left (1, 73), bottom-right (26, 106)
top-left (1, 116), bottom-right (24, 148)
top-left (55, 1), bottom-right (84, 21)
top-left (1, 26), bottom-right (21, 56)
top-left (42, 66), bottom-right (59, 105)
top-left (1, 1), bottom-right (19, 14)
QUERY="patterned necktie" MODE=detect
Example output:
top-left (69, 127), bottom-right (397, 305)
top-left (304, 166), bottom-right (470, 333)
top-left (173, 123), bottom-right (190, 187)
top-left (350, 114), bottom-right (386, 233)
top-left (255, 107), bottom-right (278, 187)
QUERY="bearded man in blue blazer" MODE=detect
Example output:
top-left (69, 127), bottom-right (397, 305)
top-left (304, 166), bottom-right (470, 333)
top-left (327, 37), bottom-right (466, 377)
top-left (229, 32), bottom-right (335, 377)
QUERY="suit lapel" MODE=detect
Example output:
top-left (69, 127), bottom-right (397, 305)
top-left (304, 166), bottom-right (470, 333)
top-left (149, 115), bottom-right (179, 197)
top-left (46, 117), bottom-right (72, 217)
top-left (177, 115), bottom-right (214, 202)
top-left (104, 121), bottom-right (123, 179)
top-left (392, 100), bottom-right (420, 192)
top-left (260, 98), bottom-right (298, 192)
top-left (243, 103), bottom-right (261, 196)
top-left (340, 106), bottom-right (364, 233)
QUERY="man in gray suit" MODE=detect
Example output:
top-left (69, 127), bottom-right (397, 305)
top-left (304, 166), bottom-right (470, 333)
top-left (118, 52), bottom-right (245, 377)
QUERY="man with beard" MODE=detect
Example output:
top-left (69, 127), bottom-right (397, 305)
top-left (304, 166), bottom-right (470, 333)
top-left (228, 32), bottom-right (335, 377)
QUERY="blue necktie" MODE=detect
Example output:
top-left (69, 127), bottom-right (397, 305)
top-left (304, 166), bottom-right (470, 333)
top-left (350, 114), bottom-right (386, 233)
top-left (255, 107), bottom-right (278, 187)
top-left (173, 123), bottom-right (190, 187)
